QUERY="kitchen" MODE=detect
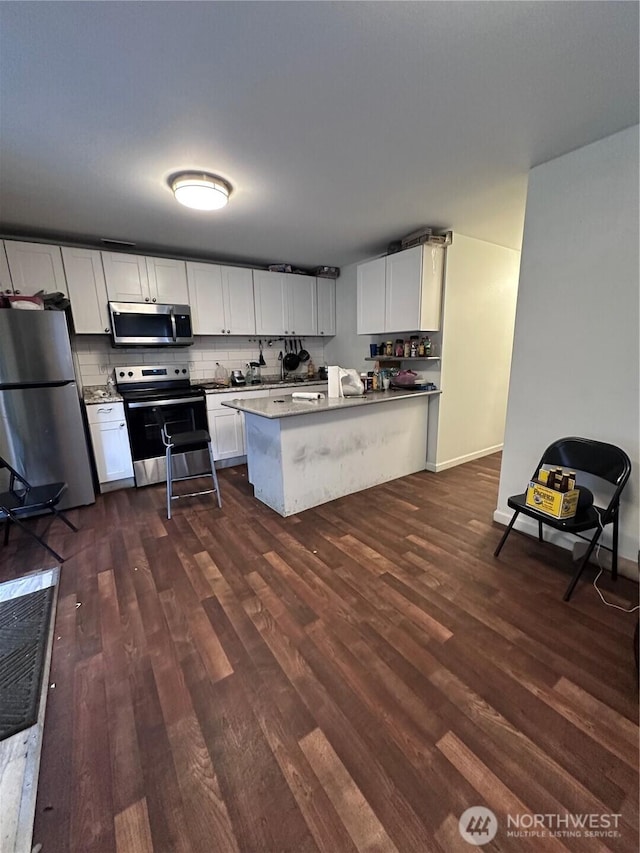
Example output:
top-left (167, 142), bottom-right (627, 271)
top-left (0, 3), bottom-right (638, 853)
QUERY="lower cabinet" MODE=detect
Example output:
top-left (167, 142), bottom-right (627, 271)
top-left (207, 389), bottom-right (271, 461)
top-left (86, 402), bottom-right (134, 485)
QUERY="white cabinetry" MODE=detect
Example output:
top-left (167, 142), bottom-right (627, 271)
top-left (62, 247), bottom-right (110, 334)
top-left (207, 389), bottom-right (271, 461)
top-left (86, 402), bottom-right (134, 485)
top-left (316, 277), bottom-right (336, 336)
top-left (2, 240), bottom-right (67, 296)
top-left (253, 271), bottom-right (317, 335)
top-left (102, 252), bottom-right (188, 304)
top-left (357, 245), bottom-right (444, 334)
top-left (187, 263), bottom-right (255, 335)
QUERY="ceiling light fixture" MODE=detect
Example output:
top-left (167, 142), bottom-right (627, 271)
top-left (169, 172), bottom-right (232, 211)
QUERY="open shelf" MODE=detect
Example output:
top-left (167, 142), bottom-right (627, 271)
top-left (364, 356), bottom-right (440, 362)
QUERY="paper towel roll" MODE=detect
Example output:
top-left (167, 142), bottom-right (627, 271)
top-left (292, 392), bottom-right (324, 401)
top-left (327, 365), bottom-right (342, 398)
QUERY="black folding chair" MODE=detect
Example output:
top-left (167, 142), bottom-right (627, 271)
top-left (494, 437), bottom-right (632, 601)
top-left (0, 455), bottom-right (78, 563)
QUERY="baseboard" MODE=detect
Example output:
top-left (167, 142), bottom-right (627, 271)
top-left (493, 509), bottom-right (639, 582)
top-left (426, 444), bottom-right (503, 473)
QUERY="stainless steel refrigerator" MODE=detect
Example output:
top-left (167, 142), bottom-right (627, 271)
top-left (0, 310), bottom-right (95, 509)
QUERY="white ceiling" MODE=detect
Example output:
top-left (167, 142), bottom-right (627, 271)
top-left (0, 1), bottom-right (638, 270)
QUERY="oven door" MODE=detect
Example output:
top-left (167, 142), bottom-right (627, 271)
top-left (124, 395), bottom-right (208, 486)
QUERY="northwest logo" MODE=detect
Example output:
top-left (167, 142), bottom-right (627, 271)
top-left (458, 807), bottom-right (498, 846)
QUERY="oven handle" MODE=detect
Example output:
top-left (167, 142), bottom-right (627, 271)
top-left (127, 396), bottom-right (206, 409)
top-left (170, 308), bottom-right (177, 342)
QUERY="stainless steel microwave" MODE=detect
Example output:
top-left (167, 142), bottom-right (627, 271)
top-left (108, 302), bottom-right (193, 347)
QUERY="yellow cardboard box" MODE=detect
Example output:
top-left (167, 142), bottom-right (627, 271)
top-left (525, 481), bottom-right (579, 519)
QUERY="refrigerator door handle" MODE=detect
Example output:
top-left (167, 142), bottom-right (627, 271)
top-left (0, 380), bottom-right (74, 391)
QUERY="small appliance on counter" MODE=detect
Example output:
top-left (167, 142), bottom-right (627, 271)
top-left (245, 362), bottom-right (262, 384)
top-left (230, 369), bottom-right (246, 386)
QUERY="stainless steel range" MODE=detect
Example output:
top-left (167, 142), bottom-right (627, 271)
top-left (116, 364), bottom-right (209, 487)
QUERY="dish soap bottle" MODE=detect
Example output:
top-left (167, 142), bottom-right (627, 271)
top-left (106, 372), bottom-right (115, 396)
top-left (306, 358), bottom-right (315, 379)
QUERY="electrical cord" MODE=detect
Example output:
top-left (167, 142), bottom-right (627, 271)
top-left (588, 506), bottom-right (639, 612)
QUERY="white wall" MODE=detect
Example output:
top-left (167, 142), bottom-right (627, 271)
top-left (427, 234), bottom-right (520, 470)
top-left (496, 125), bottom-right (639, 571)
top-left (323, 261), bottom-right (369, 372)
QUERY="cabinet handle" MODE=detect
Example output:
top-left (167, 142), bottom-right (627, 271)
top-left (145, 297), bottom-right (150, 302)
top-left (221, 328), bottom-right (225, 334)
top-left (226, 329), bottom-right (230, 334)
top-left (97, 407), bottom-right (113, 413)
top-left (120, 423), bottom-right (125, 427)
top-left (15, 290), bottom-right (21, 295)
top-left (4, 289), bottom-right (11, 294)
top-left (152, 298), bottom-right (156, 303)
top-left (104, 327), bottom-right (110, 333)
top-left (284, 330), bottom-right (288, 334)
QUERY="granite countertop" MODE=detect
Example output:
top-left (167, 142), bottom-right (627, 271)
top-left (83, 386), bottom-right (124, 404)
top-left (83, 378), bottom-right (327, 404)
top-left (199, 378), bottom-right (328, 395)
top-left (221, 388), bottom-right (441, 419)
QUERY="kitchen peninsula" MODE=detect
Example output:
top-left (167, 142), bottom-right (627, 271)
top-left (222, 389), bottom-right (440, 515)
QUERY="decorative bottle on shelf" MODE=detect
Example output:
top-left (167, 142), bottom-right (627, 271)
top-left (424, 336), bottom-right (432, 356)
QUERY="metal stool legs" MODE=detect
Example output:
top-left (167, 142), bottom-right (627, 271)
top-left (164, 434), bottom-right (222, 520)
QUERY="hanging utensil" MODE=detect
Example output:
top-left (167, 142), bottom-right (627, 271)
top-left (298, 338), bottom-right (310, 362)
top-left (283, 338), bottom-right (300, 371)
top-left (259, 340), bottom-right (266, 366)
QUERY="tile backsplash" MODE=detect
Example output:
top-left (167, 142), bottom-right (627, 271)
top-left (72, 335), bottom-right (328, 388)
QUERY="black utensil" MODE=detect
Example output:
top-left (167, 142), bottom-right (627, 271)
top-left (259, 340), bottom-right (266, 366)
top-left (283, 338), bottom-right (300, 371)
top-left (298, 338), bottom-right (310, 362)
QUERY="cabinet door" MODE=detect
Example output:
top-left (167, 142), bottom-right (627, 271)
top-left (90, 420), bottom-right (134, 483)
top-left (253, 271), bottom-right (286, 335)
top-left (316, 277), bottom-right (336, 336)
top-left (385, 246), bottom-right (422, 333)
top-left (222, 266), bottom-right (256, 335)
top-left (0, 243), bottom-right (12, 294)
top-left (286, 274), bottom-right (317, 335)
top-left (62, 247), bottom-right (110, 334)
top-left (356, 256), bottom-right (385, 334)
top-left (186, 262), bottom-right (225, 334)
top-left (146, 256), bottom-right (188, 304)
top-left (4, 241), bottom-right (67, 296)
top-left (208, 407), bottom-right (245, 459)
top-left (418, 245), bottom-right (444, 331)
top-left (102, 252), bottom-right (149, 302)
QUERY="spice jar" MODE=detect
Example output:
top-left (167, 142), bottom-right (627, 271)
top-left (403, 340), bottom-right (411, 357)
top-left (395, 339), bottom-right (404, 357)
top-left (385, 341), bottom-right (393, 356)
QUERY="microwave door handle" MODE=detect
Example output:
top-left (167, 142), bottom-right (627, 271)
top-left (170, 308), bottom-right (177, 342)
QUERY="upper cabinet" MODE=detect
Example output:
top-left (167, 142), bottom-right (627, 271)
top-left (187, 263), bottom-right (255, 335)
top-left (61, 247), bottom-right (110, 334)
top-left (102, 252), bottom-right (188, 304)
top-left (253, 271), bottom-right (317, 336)
top-left (316, 276), bottom-right (336, 336)
top-left (2, 240), bottom-right (67, 297)
top-left (357, 245), bottom-right (444, 334)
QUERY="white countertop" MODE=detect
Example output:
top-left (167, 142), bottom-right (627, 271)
top-left (221, 388), bottom-right (440, 419)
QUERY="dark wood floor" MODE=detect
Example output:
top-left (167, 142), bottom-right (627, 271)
top-left (1, 454), bottom-right (638, 853)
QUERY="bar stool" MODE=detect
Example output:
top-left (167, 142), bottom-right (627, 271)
top-left (157, 415), bottom-right (222, 519)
